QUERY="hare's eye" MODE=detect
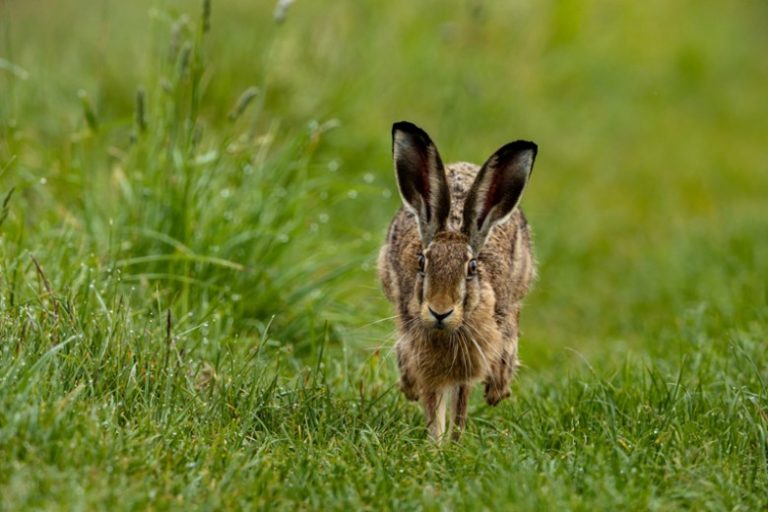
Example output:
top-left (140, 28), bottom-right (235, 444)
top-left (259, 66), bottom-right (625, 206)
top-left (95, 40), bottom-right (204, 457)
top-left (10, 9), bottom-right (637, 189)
top-left (467, 259), bottom-right (478, 277)
top-left (417, 254), bottom-right (425, 273)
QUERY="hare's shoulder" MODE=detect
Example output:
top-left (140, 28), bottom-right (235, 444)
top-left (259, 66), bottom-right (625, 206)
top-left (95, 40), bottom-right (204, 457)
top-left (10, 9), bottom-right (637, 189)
top-left (481, 208), bottom-right (535, 306)
top-left (384, 207), bottom-right (421, 267)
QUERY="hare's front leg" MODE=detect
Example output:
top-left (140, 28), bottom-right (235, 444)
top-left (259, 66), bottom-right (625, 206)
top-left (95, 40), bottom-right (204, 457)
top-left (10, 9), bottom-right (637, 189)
top-left (422, 389), bottom-right (447, 441)
top-left (484, 345), bottom-right (517, 406)
top-left (484, 315), bottom-right (520, 406)
top-left (451, 384), bottom-right (470, 441)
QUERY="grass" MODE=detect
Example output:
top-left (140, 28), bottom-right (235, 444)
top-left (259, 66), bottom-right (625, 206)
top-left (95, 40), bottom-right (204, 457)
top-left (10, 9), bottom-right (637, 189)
top-left (1, 0), bottom-right (767, 509)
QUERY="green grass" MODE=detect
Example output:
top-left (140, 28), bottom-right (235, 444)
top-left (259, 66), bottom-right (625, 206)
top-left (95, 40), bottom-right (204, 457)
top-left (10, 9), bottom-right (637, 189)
top-left (1, 0), bottom-right (767, 509)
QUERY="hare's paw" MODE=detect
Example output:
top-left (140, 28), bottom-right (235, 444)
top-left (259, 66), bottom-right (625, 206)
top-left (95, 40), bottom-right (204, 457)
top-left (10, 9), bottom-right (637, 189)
top-left (484, 380), bottom-right (511, 406)
top-left (399, 376), bottom-right (419, 401)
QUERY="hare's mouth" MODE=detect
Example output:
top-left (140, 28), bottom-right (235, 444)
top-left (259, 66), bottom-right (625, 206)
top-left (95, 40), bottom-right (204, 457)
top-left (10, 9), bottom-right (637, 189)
top-left (420, 306), bottom-right (461, 332)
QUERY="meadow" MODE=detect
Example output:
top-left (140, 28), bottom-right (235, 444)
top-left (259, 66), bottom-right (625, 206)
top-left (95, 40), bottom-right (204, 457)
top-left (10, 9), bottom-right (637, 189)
top-left (1, 0), bottom-right (767, 509)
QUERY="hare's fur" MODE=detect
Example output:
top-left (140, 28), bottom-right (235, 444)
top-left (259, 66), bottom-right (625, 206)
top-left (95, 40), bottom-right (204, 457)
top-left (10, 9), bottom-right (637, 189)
top-left (378, 125), bottom-right (537, 441)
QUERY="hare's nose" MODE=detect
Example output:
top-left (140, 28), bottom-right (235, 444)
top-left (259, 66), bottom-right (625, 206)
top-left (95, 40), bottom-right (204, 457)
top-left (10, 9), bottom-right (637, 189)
top-left (428, 307), bottom-right (454, 323)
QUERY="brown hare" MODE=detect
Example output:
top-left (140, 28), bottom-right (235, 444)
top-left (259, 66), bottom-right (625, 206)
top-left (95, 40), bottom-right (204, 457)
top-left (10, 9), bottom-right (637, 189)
top-left (378, 121), bottom-right (538, 441)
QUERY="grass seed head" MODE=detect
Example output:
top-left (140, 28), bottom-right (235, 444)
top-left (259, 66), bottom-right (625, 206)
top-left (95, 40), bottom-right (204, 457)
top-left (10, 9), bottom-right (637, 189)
top-left (135, 87), bottom-right (147, 133)
top-left (274, 0), bottom-right (295, 24)
top-left (77, 89), bottom-right (98, 132)
top-left (202, 0), bottom-right (211, 34)
top-left (167, 20), bottom-right (183, 63)
top-left (177, 42), bottom-right (193, 80)
top-left (228, 86), bottom-right (259, 122)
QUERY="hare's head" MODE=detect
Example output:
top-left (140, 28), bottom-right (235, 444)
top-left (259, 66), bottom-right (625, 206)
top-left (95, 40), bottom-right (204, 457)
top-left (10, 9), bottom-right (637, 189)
top-left (392, 121), bottom-right (537, 332)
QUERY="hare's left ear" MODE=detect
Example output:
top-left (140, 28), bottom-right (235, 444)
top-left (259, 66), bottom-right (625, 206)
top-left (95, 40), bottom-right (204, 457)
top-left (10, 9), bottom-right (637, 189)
top-left (462, 140), bottom-right (537, 253)
top-left (392, 121), bottom-right (451, 247)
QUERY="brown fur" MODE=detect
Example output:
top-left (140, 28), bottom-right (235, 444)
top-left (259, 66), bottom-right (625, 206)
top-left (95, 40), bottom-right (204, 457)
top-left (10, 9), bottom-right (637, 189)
top-left (379, 123), bottom-right (537, 441)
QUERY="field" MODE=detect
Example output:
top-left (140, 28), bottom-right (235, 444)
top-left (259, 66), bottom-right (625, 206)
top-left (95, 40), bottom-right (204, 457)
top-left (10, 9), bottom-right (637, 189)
top-left (1, 0), bottom-right (767, 509)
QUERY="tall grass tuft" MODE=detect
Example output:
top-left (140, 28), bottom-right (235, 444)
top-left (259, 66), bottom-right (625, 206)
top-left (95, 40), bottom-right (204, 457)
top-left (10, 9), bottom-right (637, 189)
top-left (1, 1), bottom-right (352, 357)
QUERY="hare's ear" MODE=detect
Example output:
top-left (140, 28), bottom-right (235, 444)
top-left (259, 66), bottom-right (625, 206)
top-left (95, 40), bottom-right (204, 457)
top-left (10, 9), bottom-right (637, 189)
top-left (462, 140), bottom-right (537, 253)
top-left (392, 121), bottom-right (451, 246)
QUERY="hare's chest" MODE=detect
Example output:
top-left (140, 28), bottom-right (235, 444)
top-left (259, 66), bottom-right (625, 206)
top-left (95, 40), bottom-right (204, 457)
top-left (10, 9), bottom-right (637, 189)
top-left (414, 335), bottom-right (491, 386)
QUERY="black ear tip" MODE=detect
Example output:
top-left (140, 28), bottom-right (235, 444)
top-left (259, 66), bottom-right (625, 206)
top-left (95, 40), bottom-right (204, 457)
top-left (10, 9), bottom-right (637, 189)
top-left (392, 120), bottom-right (422, 134)
top-left (495, 139), bottom-right (538, 162)
top-left (510, 140), bottom-right (538, 155)
top-left (392, 121), bottom-right (432, 146)
top-left (521, 140), bottom-right (538, 156)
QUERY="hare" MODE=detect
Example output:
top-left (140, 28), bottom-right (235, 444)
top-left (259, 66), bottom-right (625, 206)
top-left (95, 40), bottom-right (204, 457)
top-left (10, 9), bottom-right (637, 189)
top-left (378, 121), bottom-right (538, 441)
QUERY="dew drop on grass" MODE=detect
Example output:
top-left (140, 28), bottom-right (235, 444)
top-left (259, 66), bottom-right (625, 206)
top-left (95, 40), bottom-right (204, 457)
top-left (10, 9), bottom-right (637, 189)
top-left (347, 190), bottom-right (358, 199)
top-left (382, 189), bottom-right (392, 198)
top-left (39, 177), bottom-right (47, 185)
top-left (277, 234), bottom-right (289, 243)
top-left (319, 213), bottom-right (329, 223)
top-left (328, 160), bottom-right (339, 172)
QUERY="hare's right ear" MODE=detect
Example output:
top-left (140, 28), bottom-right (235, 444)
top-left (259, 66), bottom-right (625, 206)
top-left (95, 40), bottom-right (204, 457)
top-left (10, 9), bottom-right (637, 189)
top-left (462, 140), bottom-right (537, 253)
top-left (392, 121), bottom-right (451, 247)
